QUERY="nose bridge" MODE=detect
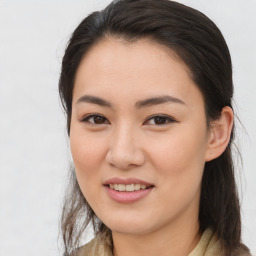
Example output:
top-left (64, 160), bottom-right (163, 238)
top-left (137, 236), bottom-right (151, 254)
top-left (106, 122), bottom-right (145, 169)
top-left (113, 122), bottom-right (134, 148)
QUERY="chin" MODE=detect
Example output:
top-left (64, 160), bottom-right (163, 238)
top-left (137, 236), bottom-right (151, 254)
top-left (101, 213), bottom-right (163, 236)
top-left (108, 222), bottom-right (152, 235)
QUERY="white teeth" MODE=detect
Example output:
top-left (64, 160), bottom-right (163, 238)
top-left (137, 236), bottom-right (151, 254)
top-left (141, 184), bottom-right (146, 189)
top-left (109, 184), bottom-right (150, 192)
top-left (125, 184), bottom-right (134, 192)
top-left (118, 184), bottom-right (125, 191)
top-left (134, 184), bottom-right (140, 190)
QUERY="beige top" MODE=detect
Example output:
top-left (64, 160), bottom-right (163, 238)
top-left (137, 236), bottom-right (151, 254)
top-left (78, 229), bottom-right (250, 256)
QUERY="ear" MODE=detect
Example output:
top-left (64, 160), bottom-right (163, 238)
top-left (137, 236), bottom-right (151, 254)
top-left (205, 106), bottom-right (234, 162)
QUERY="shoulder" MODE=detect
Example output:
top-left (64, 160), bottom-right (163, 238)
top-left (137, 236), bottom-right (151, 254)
top-left (189, 228), bottom-right (251, 256)
top-left (231, 245), bottom-right (252, 256)
top-left (76, 238), bottom-right (95, 256)
top-left (76, 235), bottom-right (113, 256)
top-left (189, 228), bottom-right (223, 256)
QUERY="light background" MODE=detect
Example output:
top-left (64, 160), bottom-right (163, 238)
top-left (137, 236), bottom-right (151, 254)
top-left (0, 0), bottom-right (255, 255)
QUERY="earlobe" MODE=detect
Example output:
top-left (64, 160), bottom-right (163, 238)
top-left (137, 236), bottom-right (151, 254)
top-left (205, 106), bottom-right (234, 162)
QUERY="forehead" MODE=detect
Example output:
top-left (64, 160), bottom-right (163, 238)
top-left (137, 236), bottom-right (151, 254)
top-left (73, 37), bottom-right (203, 108)
top-left (77, 37), bottom-right (187, 77)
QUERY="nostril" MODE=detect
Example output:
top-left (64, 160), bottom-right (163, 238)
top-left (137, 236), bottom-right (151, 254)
top-left (105, 148), bottom-right (145, 169)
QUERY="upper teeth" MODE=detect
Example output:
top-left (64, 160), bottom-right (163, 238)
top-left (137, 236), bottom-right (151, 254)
top-left (109, 184), bottom-right (147, 192)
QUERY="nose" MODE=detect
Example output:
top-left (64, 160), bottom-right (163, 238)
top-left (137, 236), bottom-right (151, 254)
top-left (105, 125), bottom-right (145, 170)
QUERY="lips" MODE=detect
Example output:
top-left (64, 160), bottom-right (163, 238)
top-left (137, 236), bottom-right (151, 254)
top-left (103, 177), bottom-right (154, 203)
top-left (104, 177), bottom-right (154, 191)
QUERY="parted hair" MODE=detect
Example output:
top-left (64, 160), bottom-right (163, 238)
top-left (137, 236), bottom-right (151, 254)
top-left (59, 0), bottom-right (250, 255)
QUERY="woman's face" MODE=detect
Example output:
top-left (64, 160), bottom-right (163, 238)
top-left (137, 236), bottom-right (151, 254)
top-left (70, 38), bottom-right (212, 236)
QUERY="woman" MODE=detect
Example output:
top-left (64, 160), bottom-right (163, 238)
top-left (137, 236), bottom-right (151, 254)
top-left (59, 0), bottom-right (251, 255)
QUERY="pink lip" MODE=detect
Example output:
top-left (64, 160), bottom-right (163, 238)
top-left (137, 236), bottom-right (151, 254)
top-left (103, 177), bottom-right (154, 204)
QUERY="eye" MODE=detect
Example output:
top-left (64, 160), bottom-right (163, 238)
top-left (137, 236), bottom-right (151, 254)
top-left (81, 114), bottom-right (110, 125)
top-left (144, 115), bottom-right (176, 125)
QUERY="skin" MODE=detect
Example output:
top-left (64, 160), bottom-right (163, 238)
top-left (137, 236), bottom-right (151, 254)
top-left (70, 37), bottom-right (233, 256)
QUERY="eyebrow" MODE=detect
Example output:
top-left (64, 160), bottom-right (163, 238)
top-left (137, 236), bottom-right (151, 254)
top-left (76, 95), bottom-right (112, 107)
top-left (76, 95), bottom-right (185, 108)
top-left (135, 95), bottom-right (185, 108)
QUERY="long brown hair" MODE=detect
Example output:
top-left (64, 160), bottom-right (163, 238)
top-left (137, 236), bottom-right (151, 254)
top-left (59, 0), bottom-right (250, 255)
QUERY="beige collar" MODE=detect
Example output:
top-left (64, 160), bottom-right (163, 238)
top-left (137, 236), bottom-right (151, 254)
top-left (189, 229), bottom-right (223, 256)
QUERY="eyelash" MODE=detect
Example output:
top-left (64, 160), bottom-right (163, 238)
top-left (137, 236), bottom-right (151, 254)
top-left (81, 114), bottom-right (176, 126)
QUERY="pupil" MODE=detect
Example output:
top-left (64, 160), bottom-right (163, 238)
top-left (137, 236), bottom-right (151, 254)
top-left (154, 117), bottom-right (166, 124)
top-left (94, 116), bottom-right (105, 124)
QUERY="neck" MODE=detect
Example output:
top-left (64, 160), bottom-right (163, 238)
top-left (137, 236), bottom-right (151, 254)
top-left (112, 213), bottom-right (201, 256)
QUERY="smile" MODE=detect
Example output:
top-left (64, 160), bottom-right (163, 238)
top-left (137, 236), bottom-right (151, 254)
top-left (104, 178), bottom-right (154, 203)
top-left (108, 184), bottom-right (152, 192)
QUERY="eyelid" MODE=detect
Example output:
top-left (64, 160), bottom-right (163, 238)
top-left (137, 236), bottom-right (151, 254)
top-left (143, 114), bottom-right (177, 125)
top-left (80, 113), bottom-right (177, 126)
top-left (81, 114), bottom-right (110, 125)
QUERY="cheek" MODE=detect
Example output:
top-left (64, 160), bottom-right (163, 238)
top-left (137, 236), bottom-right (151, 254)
top-left (150, 129), bottom-right (206, 169)
top-left (148, 128), bottom-right (207, 194)
top-left (70, 132), bottom-right (108, 212)
top-left (69, 127), bottom-right (107, 188)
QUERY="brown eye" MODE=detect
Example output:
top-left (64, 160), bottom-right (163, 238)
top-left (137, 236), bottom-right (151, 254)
top-left (93, 116), bottom-right (106, 124)
top-left (82, 114), bottom-right (109, 125)
top-left (145, 115), bottom-right (176, 125)
top-left (153, 116), bottom-right (168, 125)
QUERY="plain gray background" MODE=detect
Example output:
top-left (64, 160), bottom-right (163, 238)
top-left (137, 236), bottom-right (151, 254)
top-left (0, 0), bottom-right (255, 255)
